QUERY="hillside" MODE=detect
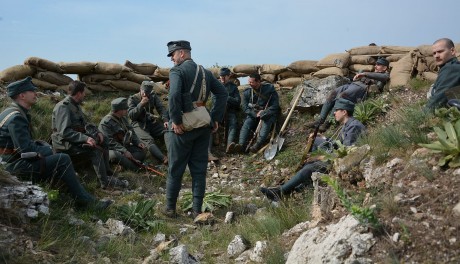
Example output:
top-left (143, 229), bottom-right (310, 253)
top-left (0, 78), bottom-right (459, 263)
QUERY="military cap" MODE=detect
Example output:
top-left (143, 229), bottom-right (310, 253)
top-left (111, 97), bottom-right (128, 112)
top-left (220, 67), bottom-right (231, 76)
top-left (7, 76), bottom-right (37, 98)
top-left (376, 57), bottom-right (389, 67)
top-left (333, 98), bottom-right (355, 113)
top-left (140, 80), bottom-right (155, 93)
top-left (167, 40), bottom-right (191, 57)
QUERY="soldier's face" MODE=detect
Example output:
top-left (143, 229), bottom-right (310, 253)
top-left (334, 109), bottom-right (347, 123)
top-left (170, 49), bottom-right (184, 65)
top-left (21, 91), bottom-right (37, 108)
top-left (432, 40), bottom-right (456, 66)
top-left (220, 75), bottom-right (229, 84)
top-left (248, 78), bottom-right (261, 89)
top-left (374, 64), bottom-right (387, 73)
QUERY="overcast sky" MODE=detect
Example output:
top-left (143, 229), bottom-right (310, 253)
top-left (1, 0), bottom-right (459, 81)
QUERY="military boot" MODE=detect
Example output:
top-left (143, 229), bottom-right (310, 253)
top-left (260, 187), bottom-right (282, 201)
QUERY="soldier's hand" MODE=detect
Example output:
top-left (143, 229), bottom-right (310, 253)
top-left (97, 132), bottom-right (104, 144)
top-left (86, 137), bottom-right (97, 147)
top-left (138, 143), bottom-right (146, 149)
top-left (163, 121), bottom-right (169, 128)
top-left (256, 110), bottom-right (263, 118)
top-left (212, 121), bottom-right (219, 133)
top-left (123, 151), bottom-right (133, 159)
top-left (353, 73), bottom-right (365, 81)
top-left (172, 122), bottom-right (184, 134)
top-left (140, 91), bottom-right (150, 106)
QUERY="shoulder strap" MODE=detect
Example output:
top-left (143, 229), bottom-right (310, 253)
top-left (198, 66), bottom-right (206, 102)
top-left (0, 110), bottom-right (20, 128)
top-left (189, 64), bottom-right (200, 93)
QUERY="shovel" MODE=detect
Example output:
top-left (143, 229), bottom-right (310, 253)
top-left (264, 86), bottom-right (305, 161)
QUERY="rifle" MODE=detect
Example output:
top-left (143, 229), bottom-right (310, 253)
top-left (128, 157), bottom-right (165, 177)
top-left (295, 122), bottom-right (321, 171)
top-left (245, 94), bottom-right (273, 152)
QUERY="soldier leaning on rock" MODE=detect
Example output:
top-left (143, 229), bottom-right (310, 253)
top-left (98, 97), bottom-right (147, 172)
top-left (51, 80), bottom-right (127, 189)
top-left (0, 77), bottom-right (111, 209)
top-left (128, 81), bottom-right (169, 165)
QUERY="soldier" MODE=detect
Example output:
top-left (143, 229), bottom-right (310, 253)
top-left (51, 80), bottom-right (128, 189)
top-left (98, 97), bottom-right (147, 172)
top-left (219, 67), bottom-right (241, 154)
top-left (260, 98), bottom-right (366, 201)
top-left (234, 73), bottom-right (280, 153)
top-left (308, 57), bottom-right (390, 132)
top-left (128, 81), bottom-right (168, 165)
top-left (165, 40), bottom-right (227, 217)
top-left (0, 77), bottom-right (111, 209)
top-left (425, 38), bottom-right (460, 110)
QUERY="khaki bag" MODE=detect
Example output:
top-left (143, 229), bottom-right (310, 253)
top-left (182, 65), bottom-right (211, 131)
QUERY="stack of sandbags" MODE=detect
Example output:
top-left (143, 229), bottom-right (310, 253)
top-left (313, 53), bottom-right (350, 78)
top-left (278, 60), bottom-right (318, 88)
top-left (412, 43), bottom-right (460, 83)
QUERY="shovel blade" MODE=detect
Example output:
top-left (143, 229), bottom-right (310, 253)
top-left (277, 137), bottom-right (285, 151)
top-left (264, 142), bottom-right (279, 160)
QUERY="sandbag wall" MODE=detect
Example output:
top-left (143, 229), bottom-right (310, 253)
top-left (1, 43), bottom-right (459, 93)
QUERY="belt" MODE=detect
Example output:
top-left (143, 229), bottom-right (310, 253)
top-left (195, 102), bottom-right (206, 107)
top-left (0, 148), bottom-right (17, 155)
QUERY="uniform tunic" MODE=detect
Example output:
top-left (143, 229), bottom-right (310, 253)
top-left (0, 102), bottom-right (95, 203)
top-left (51, 96), bottom-right (112, 186)
top-left (167, 59), bottom-right (227, 213)
top-left (221, 81), bottom-right (241, 145)
top-left (98, 113), bottom-right (146, 171)
top-left (239, 83), bottom-right (280, 148)
top-left (426, 57), bottom-right (460, 110)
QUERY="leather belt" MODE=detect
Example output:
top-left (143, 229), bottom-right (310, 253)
top-left (0, 148), bottom-right (16, 155)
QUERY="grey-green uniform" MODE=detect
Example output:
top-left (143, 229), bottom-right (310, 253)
top-left (98, 98), bottom-right (146, 172)
top-left (238, 83), bottom-right (280, 152)
top-left (51, 95), bottom-right (115, 188)
top-left (0, 77), bottom-right (107, 208)
top-left (166, 40), bottom-right (228, 215)
top-left (128, 81), bottom-right (168, 163)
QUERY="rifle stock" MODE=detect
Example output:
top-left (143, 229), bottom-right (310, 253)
top-left (296, 123), bottom-right (321, 171)
top-left (128, 157), bottom-right (165, 177)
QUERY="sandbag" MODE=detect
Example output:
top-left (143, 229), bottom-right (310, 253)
top-left (79, 74), bottom-right (121, 83)
top-left (259, 64), bottom-right (286, 75)
top-left (316, 53), bottom-right (350, 69)
top-left (416, 45), bottom-right (433, 57)
top-left (261, 74), bottom-right (276, 83)
top-left (423, 57), bottom-right (438, 72)
top-left (35, 71), bottom-right (73, 86)
top-left (350, 55), bottom-right (376, 65)
top-left (0, 65), bottom-right (36, 83)
top-left (86, 83), bottom-right (117, 92)
top-left (152, 67), bottom-right (170, 79)
top-left (233, 64), bottom-right (260, 75)
top-left (31, 78), bottom-right (58, 90)
top-left (287, 60), bottom-right (319, 74)
top-left (313, 67), bottom-right (348, 78)
top-left (389, 52), bottom-right (415, 88)
top-left (103, 79), bottom-right (140, 92)
top-left (207, 67), bottom-right (220, 78)
top-left (347, 45), bottom-right (383, 55)
top-left (276, 77), bottom-right (303, 88)
top-left (24, 57), bottom-right (62, 73)
top-left (381, 46), bottom-right (414, 54)
top-left (386, 54), bottom-right (406, 62)
top-left (348, 64), bottom-right (374, 73)
top-left (120, 71), bottom-right (151, 84)
top-left (152, 82), bottom-right (169, 95)
top-left (278, 70), bottom-right (302, 80)
top-left (421, 72), bottom-right (438, 82)
top-left (59, 61), bottom-right (96, 74)
top-left (124, 60), bottom-right (158, 75)
top-left (94, 62), bottom-right (131, 75)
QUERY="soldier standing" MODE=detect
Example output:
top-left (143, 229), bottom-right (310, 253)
top-left (219, 67), bottom-right (241, 154)
top-left (99, 97), bottom-right (147, 172)
top-left (128, 81), bottom-right (169, 165)
top-left (235, 73), bottom-right (280, 153)
top-left (51, 80), bottom-right (127, 189)
top-left (165, 40), bottom-right (227, 217)
top-left (0, 77), bottom-right (111, 209)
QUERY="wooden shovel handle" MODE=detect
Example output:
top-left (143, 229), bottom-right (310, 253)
top-left (279, 86), bottom-right (305, 134)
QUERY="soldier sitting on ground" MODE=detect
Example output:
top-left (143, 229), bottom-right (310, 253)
top-left (128, 81), bottom-right (169, 165)
top-left (51, 80), bottom-right (128, 189)
top-left (260, 98), bottom-right (365, 201)
top-left (308, 57), bottom-right (390, 132)
top-left (0, 77), bottom-right (111, 209)
top-left (99, 97), bottom-right (147, 172)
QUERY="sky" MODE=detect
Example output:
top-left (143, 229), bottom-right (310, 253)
top-left (0, 0), bottom-right (459, 84)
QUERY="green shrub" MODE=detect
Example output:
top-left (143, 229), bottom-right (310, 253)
top-left (180, 190), bottom-right (232, 213)
top-left (117, 199), bottom-right (163, 231)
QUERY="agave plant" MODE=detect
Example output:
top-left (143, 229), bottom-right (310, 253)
top-left (419, 119), bottom-right (460, 168)
top-left (181, 190), bottom-right (232, 213)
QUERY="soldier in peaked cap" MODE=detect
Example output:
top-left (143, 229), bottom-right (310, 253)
top-left (164, 40), bottom-right (228, 218)
top-left (51, 80), bottom-right (128, 189)
top-left (307, 57), bottom-right (390, 132)
top-left (261, 98), bottom-right (366, 202)
top-left (127, 80), bottom-right (169, 165)
top-left (99, 97), bottom-right (147, 172)
top-left (0, 77), bottom-right (111, 209)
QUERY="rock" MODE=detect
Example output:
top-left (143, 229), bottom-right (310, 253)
top-left (334, 144), bottom-right (370, 176)
top-left (193, 212), bottom-right (214, 225)
top-left (286, 215), bottom-right (375, 264)
top-left (250, 240), bottom-right (268, 262)
top-left (296, 76), bottom-right (350, 110)
top-left (224, 211), bottom-right (234, 224)
top-left (227, 235), bottom-right (250, 258)
top-left (169, 244), bottom-right (199, 264)
top-left (452, 202), bottom-right (460, 217)
top-left (392, 233), bottom-right (400, 242)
